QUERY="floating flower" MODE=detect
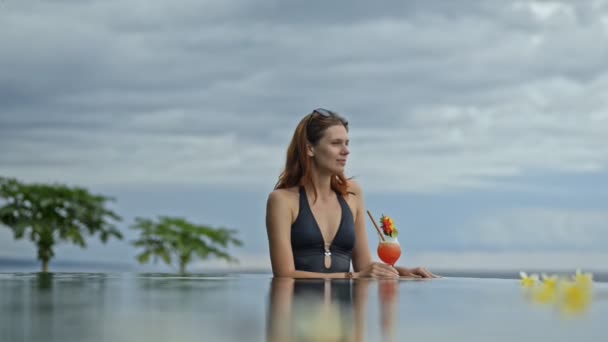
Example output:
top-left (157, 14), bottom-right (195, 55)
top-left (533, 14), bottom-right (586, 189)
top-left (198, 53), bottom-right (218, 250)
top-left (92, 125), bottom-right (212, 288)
top-left (541, 273), bottom-right (558, 289)
top-left (519, 271), bottom-right (539, 288)
top-left (532, 274), bottom-right (558, 304)
top-left (519, 270), bottom-right (594, 317)
top-left (559, 280), bottom-right (592, 315)
top-left (574, 269), bottom-right (593, 289)
top-left (380, 214), bottom-right (398, 238)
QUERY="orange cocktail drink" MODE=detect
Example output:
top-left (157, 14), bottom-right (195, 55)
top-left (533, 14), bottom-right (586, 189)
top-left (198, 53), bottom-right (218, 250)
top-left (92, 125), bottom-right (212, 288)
top-left (367, 211), bottom-right (403, 267)
top-left (377, 239), bottom-right (401, 266)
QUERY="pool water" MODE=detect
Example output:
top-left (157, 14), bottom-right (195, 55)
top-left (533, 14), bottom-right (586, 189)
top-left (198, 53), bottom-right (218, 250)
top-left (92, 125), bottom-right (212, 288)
top-left (1, 273), bottom-right (605, 341)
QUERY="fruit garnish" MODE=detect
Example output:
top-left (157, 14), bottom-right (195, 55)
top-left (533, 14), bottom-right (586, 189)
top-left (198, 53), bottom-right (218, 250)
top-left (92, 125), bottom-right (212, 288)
top-left (380, 214), bottom-right (398, 238)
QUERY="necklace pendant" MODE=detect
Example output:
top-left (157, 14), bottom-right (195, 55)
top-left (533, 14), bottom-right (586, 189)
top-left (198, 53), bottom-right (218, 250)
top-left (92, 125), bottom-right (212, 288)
top-left (324, 247), bottom-right (332, 269)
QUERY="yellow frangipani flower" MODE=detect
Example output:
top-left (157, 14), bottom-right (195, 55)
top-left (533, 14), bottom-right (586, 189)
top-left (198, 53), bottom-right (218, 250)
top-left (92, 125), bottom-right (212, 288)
top-left (531, 274), bottom-right (559, 303)
top-left (541, 273), bottom-right (558, 289)
top-left (559, 280), bottom-right (592, 315)
top-left (520, 271), bottom-right (539, 288)
top-left (574, 269), bottom-right (593, 289)
top-left (520, 270), bottom-right (594, 316)
top-left (533, 286), bottom-right (557, 304)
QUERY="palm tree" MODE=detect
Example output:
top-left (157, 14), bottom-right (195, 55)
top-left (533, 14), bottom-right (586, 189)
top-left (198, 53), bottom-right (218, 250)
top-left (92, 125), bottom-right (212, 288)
top-left (130, 216), bottom-right (243, 274)
top-left (0, 177), bottom-right (123, 272)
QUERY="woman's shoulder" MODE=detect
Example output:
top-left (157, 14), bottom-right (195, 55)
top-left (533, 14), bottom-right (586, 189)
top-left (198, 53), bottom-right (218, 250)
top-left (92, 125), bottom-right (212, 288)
top-left (267, 186), bottom-right (300, 204)
top-left (346, 179), bottom-right (363, 196)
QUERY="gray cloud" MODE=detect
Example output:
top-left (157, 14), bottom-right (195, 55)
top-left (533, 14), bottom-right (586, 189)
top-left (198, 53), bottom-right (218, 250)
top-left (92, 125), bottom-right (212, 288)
top-left (1, 0), bottom-right (608, 192)
top-left (460, 207), bottom-right (608, 251)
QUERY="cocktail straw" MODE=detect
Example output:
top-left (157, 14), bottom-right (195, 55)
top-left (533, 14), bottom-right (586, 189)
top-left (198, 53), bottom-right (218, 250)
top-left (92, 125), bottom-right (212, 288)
top-left (366, 210), bottom-right (385, 242)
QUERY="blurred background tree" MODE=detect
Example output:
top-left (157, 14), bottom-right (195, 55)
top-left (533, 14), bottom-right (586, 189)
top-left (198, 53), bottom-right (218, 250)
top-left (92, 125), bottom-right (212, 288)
top-left (131, 216), bottom-right (242, 274)
top-left (0, 177), bottom-right (123, 272)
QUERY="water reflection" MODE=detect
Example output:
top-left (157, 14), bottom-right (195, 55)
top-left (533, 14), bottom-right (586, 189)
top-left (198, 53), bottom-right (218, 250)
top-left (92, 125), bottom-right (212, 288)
top-left (36, 273), bottom-right (53, 290)
top-left (2, 273), bottom-right (605, 342)
top-left (378, 280), bottom-right (399, 342)
top-left (267, 278), bottom-right (400, 342)
top-left (1, 273), bottom-right (109, 342)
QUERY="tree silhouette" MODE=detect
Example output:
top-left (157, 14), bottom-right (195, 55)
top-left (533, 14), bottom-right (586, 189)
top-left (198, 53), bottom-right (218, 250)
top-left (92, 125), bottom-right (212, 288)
top-left (0, 177), bottom-right (123, 272)
top-left (131, 216), bottom-right (242, 274)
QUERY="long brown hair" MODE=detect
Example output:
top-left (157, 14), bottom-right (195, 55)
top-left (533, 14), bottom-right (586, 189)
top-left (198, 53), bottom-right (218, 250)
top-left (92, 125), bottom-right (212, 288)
top-left (275, 109), bottom-right (351, 200)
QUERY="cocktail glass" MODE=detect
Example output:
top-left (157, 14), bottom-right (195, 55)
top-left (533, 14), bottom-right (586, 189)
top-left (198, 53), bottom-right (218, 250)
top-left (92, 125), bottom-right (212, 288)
top-left (377, 236), bottom-right (401, 266)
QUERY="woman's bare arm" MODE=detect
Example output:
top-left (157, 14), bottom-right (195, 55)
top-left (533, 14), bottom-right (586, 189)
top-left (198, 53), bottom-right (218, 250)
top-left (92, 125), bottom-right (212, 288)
top-left (349, 181), bottom-right (374, 272)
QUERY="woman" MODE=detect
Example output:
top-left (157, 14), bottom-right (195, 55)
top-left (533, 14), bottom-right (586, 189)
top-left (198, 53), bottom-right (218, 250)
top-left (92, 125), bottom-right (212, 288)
top-left (266, 108), bottom-right (437, 279)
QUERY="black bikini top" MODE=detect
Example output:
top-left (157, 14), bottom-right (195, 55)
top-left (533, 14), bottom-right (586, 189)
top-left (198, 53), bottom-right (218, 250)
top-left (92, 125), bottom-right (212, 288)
top-left (290, 187), bottom-right (356, 273)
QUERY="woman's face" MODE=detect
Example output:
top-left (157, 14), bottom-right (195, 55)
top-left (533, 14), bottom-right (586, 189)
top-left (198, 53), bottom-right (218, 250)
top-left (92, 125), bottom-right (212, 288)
top-left (310, 124), bottom-right (350, 174)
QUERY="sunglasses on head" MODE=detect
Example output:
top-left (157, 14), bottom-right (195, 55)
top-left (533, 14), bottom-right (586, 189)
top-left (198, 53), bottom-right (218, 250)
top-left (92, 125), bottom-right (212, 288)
top-left (306, 108), bottom-right (348, 130)
top-left (312, 108), bottom-right (336, 117)
top-left (307, 108), bottom-right (336, 127)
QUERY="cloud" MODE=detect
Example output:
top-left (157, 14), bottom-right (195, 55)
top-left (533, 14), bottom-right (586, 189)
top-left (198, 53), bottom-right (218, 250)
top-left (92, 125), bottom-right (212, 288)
top-left (460, 208), bottom-right (608, 251)
top-left (0, 226), bottom-right (34, 258)
top-left (1, 0), bottom-right (608, 193)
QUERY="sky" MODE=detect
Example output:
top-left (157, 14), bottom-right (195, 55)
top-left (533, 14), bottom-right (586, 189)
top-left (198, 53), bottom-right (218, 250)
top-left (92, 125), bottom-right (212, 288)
top-left (1, 0), bottom-right (608, 271)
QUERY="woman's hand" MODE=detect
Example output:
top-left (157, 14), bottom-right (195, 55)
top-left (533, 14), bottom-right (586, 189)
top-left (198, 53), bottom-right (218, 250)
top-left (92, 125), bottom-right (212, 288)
top-left (398, 266), bottom-right (439, 279)
top-left (357, 262), bottom-right (399, 278)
